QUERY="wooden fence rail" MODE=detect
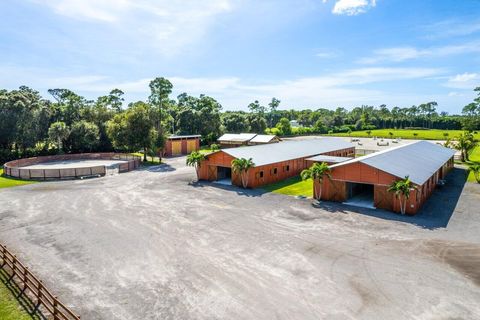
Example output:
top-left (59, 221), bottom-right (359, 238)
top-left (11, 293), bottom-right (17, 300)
top-left (0, 244), bottom-right (80, 320)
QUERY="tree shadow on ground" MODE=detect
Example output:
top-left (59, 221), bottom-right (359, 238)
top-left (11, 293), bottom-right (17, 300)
top-left (0, 269), bottom-right (46, 320)
top-left (312, 168), bottom-right (468, 230)
top-left (188, 181), bottom-right (267, 197)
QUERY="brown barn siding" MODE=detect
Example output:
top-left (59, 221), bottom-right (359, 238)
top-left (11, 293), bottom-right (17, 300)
top-left (198, 147), bottom-right (355, 188)
top-left (165, 137), bottom-right (200, 156)
top-left (318, 155), bottom-right (455, 215)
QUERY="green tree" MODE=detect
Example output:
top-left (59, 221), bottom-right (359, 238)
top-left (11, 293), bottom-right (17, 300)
top-left (300, 162), bottom-right (331, 199)
top-left (149, 77), bottom-right (173, 137)
top-left (186, 151), bottom-right (206, 180)
top-left (222, 112), bottom-right (249, 133)
top-left (468, 164), bottom-right (480, 183)
top-left (48, 121), bottom-right (70, 153)
top-left (267, 97), bottom-right (281, 128)
top-left (276, 118), bottom-right (292, 136)
top-left (70, 120), bottom-right (100, 152)
top-left (107, 101), bottom-right (158, 161)
top-left (387, 176), bottom-right (417, 215)
top-left (231, 158), bottom-right (255, 188)
top-left (247, 113), bottom-right (267, 134)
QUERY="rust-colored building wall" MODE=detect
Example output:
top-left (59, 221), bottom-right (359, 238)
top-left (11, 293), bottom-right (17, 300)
top-left (198, 147), bottom-right (355, 188)
top-left (317, 155), bottom-right (455, 215)
top-left (165, 137), bottom-right (200, 156)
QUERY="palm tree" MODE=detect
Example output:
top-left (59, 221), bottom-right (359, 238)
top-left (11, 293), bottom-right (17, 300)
top-left (186, 151), bottom-right (206, 180)
top-left (387, 176), bottom-right (417, 215)
top-left (300, 162), bottom-right (331, 199)
top-left (454, 132), bottom-right (476, 162)
top-left (48, 121), bottom-right (70, 154)
top-left (468, 164), bottom-right (480, 183)
top-left (231, 158), bottom-right (255, 188)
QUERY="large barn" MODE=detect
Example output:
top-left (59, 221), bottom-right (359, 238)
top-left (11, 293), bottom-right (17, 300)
top-left (198, 138), bottom-right (355, 188)
top-left (316, 141), bottom-right (455, 215)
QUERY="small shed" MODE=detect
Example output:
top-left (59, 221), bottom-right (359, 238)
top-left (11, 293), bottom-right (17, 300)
top-left (165, 135), bottom-right (201, 156)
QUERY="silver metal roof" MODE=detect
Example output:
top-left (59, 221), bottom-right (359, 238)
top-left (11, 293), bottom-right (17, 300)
top-left (168, 135), bottom-right (201, 140)
top-left (249, 134), bottom-right (278, 143)
top-left (218, 133), bottom-right (257, 142)
top-left (306, 155), bottom-right (353, 163)
top-left (330, 141), bottom-right (456, 185)
top-left (221, 138), bottom-right (354, 167)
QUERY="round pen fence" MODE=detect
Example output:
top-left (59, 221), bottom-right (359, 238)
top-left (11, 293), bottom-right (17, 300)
top-left (3, 153), bottom-right (141, 180)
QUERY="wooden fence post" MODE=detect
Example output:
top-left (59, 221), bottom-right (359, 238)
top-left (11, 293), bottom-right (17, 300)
top-left (53, 296), bottom-right (59, 320)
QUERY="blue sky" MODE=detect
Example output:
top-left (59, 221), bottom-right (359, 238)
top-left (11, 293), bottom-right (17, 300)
top-left (1, 0), bottom-right (479, 113)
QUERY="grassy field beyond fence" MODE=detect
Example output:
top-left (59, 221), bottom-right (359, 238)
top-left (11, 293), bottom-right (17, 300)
top-left (327, 129), bottom-right (480, 140)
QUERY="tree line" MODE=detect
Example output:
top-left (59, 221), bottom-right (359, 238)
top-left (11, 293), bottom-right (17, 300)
top-left (1, 78), bottom-right (479, 164)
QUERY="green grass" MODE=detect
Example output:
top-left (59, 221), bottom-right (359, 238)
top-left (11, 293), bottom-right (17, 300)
top-left (0, 169), bottom-right (36, 189)
top-left (131, 152), bottom-right (162, 165)
top-left (466, 146), bottom-right (480, 183)
top-left (0, 280), bottom-right (34, 320)
top-left (327, 129), bottom-right (480, 141)
top-left (263, 176), bottom-right (313, 198)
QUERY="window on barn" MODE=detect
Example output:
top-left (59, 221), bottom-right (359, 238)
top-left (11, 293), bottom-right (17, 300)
top-left (285, 165), bottom-right (290, 172)
top-left (272, 168), bottom-right (277, 175)
top-left (255, 171), bottom-right (264, 179)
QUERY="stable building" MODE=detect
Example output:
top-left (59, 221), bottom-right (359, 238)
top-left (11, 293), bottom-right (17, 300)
top-left (317, 141), bottom-right (455, 215)
top-left (164, 135), bottom-right (201, 156)
top-left (217, 133), bottom-right (279, 147)
top-left (248, 134), bottom-right (281, 145)
top-left (198, 138), bottom-right (355, 188)
top-left (217, 133), bottom-right (257, 147)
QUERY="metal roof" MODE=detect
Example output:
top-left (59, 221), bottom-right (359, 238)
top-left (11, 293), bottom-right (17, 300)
top-left (168, 135), bottom-right (201, 140)
top-left (249, 134), bottom-right (279, 143)
top-left (329, 141), bottom-right (456, 185)
top-left (306, 155), bottom-right (353, 163)
top-left (218, 133), bottom-right (257, 142)
top-left (220, 138), bottom-right (354, 167)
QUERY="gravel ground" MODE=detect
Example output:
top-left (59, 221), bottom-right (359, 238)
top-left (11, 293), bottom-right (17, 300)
top-left (0, 157), bottom-right (479, 320)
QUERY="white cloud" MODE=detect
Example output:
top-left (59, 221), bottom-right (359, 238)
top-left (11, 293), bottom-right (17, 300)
top-left (330, 0), bottom-right (376, 16)
top-left (445, 73), bottom-right (480, 89)
top-left (0, 65), bottom-right (443, 109)
top-left (421, 19), bottom-right (480, 39)
top-left (358, 41), bottom-right (480, 64)
top-left (32, 0), bottom-right (234, 55)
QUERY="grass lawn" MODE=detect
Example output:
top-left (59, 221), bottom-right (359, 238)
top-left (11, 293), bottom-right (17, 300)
top-left (466, 145), bottom-right (480, 183)
top-left (0, 169), bottom-right (36, 189)
top-left (263, 176), bottom-right (313, 198)
top-left (327, 129), bottom-right (480, 141)
top-left (0, 280), bottom-right (34, 320)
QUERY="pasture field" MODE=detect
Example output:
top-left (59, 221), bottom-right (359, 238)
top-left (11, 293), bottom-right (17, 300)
top-left (327, 129), bottom-right (480, 140)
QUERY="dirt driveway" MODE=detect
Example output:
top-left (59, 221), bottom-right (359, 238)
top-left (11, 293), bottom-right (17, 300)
top-left (1, 157), bottom-right (479, 319)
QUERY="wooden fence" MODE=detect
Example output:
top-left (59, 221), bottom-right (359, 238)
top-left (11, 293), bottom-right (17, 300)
top-left (0, 244), bottom-right (80, 320)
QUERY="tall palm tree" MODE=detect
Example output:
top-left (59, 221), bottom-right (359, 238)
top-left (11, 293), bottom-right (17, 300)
top-left (300, 162), bottom-right (331, 199)
top-left (231, 158), bottom-right (255, 188)
top-left (468, 164), bottom-right (480, 183)
top-left (186, 151), bottom-right (206, 180)
top-left (454, 132), bottom-right (476, 162)
top-left (387, 176), bottom-right (417, 215)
